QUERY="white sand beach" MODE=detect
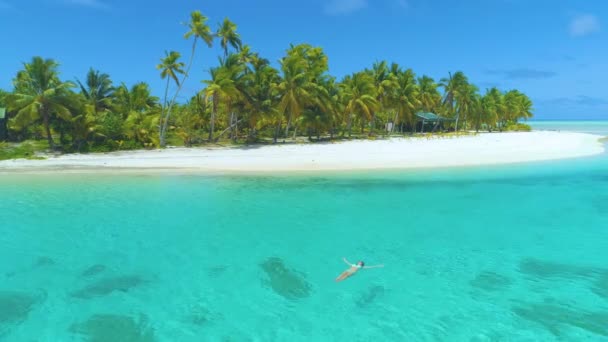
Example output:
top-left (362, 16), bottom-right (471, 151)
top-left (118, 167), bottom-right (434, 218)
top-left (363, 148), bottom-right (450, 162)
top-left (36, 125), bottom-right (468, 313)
top-left (0, 132), bottom-right (604, 173)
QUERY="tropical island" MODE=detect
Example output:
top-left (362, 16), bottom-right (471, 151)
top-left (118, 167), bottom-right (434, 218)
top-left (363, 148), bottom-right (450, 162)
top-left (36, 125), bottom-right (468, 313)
top-left (0, 10), bottom-right (603, 172)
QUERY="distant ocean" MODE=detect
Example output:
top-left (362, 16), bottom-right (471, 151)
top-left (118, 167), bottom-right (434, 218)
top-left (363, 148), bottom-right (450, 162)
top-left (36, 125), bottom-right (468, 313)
top-left (0, 122), bottom-right (607, 341)
top-left (529, 120), bottom-right (608, 135)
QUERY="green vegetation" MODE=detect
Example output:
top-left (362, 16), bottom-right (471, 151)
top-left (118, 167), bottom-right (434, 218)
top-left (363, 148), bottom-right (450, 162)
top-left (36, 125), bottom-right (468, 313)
top-left (505, 122), bottom-right (532, 132)
top-left (0, 10), bottom-right (534, 156)
top-left (0, 141), bottom-right (47, 160)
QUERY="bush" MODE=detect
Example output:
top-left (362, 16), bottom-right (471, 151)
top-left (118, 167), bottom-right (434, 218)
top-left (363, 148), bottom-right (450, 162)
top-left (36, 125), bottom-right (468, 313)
top-left (0, 141), bottom-right (47, 160)
top-left (505, 122), bottom-right (532, 132)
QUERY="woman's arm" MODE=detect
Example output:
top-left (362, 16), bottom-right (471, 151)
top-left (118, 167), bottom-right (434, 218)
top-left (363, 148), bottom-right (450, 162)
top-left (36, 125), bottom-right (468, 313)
top-left (343, 257), bottom-right (353, 266)
top-left (363, 264), bottom-right (384, 269)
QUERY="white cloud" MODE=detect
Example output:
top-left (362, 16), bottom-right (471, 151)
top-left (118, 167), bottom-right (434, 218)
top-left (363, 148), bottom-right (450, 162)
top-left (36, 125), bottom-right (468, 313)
top-left (324, 0), bottom-right (367, 15)
top-left (570, 14), bottom-right (600, 37)
top-left (64, 0), bottom-right (109, 10)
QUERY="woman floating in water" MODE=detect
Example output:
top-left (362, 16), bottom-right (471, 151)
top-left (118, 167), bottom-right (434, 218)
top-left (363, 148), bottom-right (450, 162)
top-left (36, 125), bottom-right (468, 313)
top-left (335, 257), bottom-right (384, 282)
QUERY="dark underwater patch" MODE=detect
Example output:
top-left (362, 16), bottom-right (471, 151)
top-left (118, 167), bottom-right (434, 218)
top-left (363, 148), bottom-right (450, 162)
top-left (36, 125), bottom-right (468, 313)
top-left (81, 264), bottom-right (107, 278)
top-left (513, 302), bottom-right (608, 337)
top-left (71, 275), bottom-right (147, 299)
top-left (69, 314), bottom-right (155, 342)
top-left (0, 290), bottom-right (45, 336)
top-left (355, 285), bottom-right (385, 308)
top-left (518, 258), bottom-right (606, 280)
top-left (592, 274), bottom-right (608, 300)
top-left (470, 271), bottom-right (512, 291)
top-left (259, 257), bottom-right (311, 300)
top-left (33, 257), bottom-right (55, 268)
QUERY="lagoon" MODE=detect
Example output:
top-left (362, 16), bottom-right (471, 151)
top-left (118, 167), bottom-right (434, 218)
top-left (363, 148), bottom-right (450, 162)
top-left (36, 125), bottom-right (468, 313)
top-left (1, 122), bottom-right (607, 341)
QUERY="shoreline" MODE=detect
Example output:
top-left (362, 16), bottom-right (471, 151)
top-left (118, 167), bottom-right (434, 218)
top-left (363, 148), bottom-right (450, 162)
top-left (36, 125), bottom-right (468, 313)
top-left (0, 132), bottom-right (604, 174)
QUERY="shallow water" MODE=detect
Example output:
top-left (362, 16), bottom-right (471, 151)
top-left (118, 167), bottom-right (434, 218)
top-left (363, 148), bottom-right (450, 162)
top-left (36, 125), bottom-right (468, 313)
top-left (1, 123), bottom-right (608, 341)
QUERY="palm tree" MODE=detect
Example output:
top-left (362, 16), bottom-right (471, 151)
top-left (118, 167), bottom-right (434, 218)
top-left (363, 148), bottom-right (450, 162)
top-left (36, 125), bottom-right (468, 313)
top-left (340, 72), bottom-right (378, 137)
top-left (175, 94), bottom-right (208, 146)
top-left (158, 11), bottom-right (214, 147)
top-left (203, 65), bottom-right (239, 142)
top-left (456, 84), bottom-right (479, 131)
top-left (439, 71), bottom-right (469, 131)
top-left (114, 82), bottom-right (159, 115)
top-left (76, 68), bottom-right (114, 114)
top-left (216, 18), bottom-right (242, 57)
top-left (503, 90), bottom-right (534, 126)
top-left (392, 68), bottom-right (420, 134)
top-left (516, 92), bottom-right (534, 121)
top-left (368, 61), bottom-right (397, 136)
top-left (417, 76), bottom-right (441, 112)
top-left (157, 51), bottom-right (185, 147)
top-left (113, 82), bottom-right (160, 146)
top-left (7, 57), bottom-right (75, 149)
top-left (324, 77), bottom-right (343, 140)
top-left (276, 51), bottom-right (310, 138)
top-left (481, 87), bottom-right (504, 132)
top-left (276, 44), bottom-right (329, 139)
top-left (239, 55), bottom-right (280, 141)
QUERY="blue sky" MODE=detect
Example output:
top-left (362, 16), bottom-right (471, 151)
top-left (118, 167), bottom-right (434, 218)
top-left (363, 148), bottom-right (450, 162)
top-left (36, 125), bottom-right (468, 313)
top-left (0, 0), bottom-right (606, 119)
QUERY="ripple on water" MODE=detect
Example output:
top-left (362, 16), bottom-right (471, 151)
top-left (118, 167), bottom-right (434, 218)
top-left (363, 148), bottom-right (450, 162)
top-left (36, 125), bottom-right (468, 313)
top-left (0, 290), bottom-right (45, 336)
top-left (259, 257), bottom-right (312, 301)
top-left (70, 275), bottom-right (147, 299)
top-left (69, 314), bottom-right (155, 342)
top-left (513, 302), bottom-right (608, 337)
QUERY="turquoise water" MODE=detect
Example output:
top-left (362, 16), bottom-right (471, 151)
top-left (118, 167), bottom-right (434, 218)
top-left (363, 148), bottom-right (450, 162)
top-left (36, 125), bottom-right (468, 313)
top-left (1, 123), bottom-right (608, 341)
top-left (529, 120), bottom-right (608, 135)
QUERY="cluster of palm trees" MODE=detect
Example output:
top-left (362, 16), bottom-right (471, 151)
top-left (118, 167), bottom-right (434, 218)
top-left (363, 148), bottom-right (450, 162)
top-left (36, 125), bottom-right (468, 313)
top-left (0, 10), bottom-right (534, 152)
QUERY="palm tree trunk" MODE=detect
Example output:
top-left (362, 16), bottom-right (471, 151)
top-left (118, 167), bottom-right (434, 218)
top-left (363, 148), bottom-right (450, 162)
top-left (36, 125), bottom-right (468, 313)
top-left (274, 121), bottom-right (281, 143)
top-left (209, 100), bottom-right (216, 142)
top-left (216, 118), bottom-right (244, 141)
top-left (369, 113), bottom-right (376, 136)
top-left (229, 112), bottom-right (235, 140)
top-left (234, 113), bottom-right (239, 142)
top-left (159, 77), bottom-right (170, 147)
top-left (391, 111), bottom-right (399, 135)
top-left (43, 111), bottom-right (55, 149)
top-left (347, 113), bottom-right (353, 138)
top-left (284, 114), bottom-right (291, 137)
top-left (161, 37), bottom-right (199, 147)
